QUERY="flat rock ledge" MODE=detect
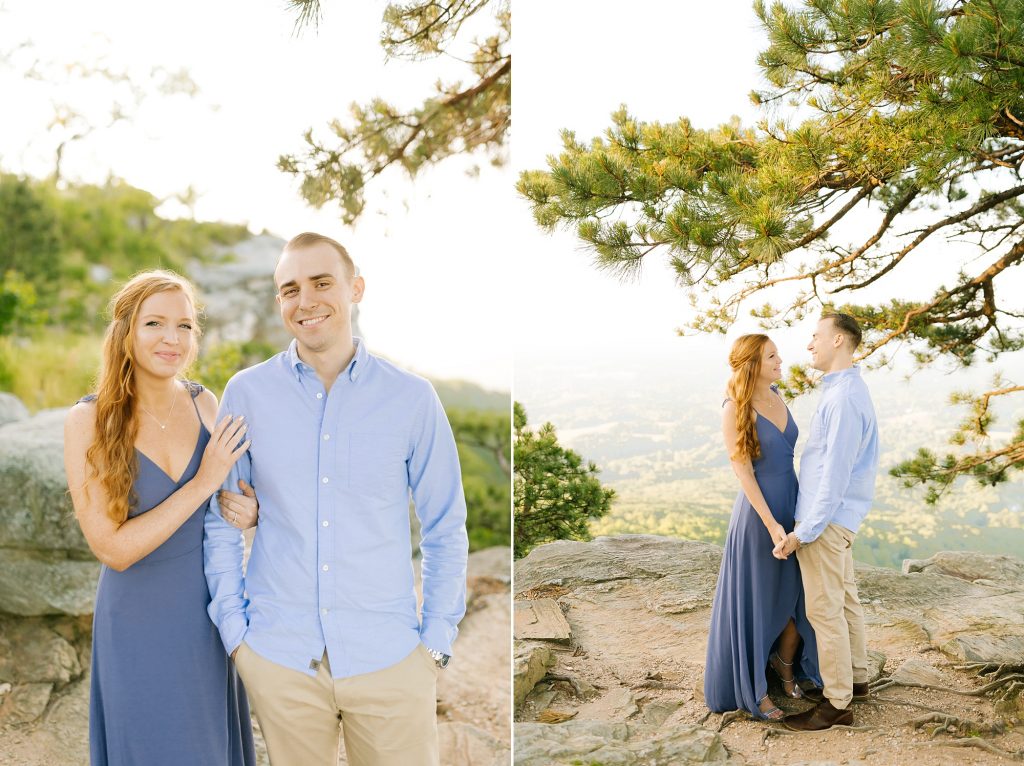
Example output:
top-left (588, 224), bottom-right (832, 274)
top-left (514, 535), bottom-right (1024, 764)
top-left (515, 720), bottom-right (729, 765)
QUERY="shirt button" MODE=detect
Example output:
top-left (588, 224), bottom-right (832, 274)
top-left (316, 392), bottom-right (323, 399)
top-left (322, 520), bottom-right (329, 527)
top-left (321, 608), bottom-right (329, 615)
top-left (323, 434), bottom-right (330, 441)
top-left (322, 476), bottom-right (329, 484)
top-left (322, 564), bottom-right (329, 572)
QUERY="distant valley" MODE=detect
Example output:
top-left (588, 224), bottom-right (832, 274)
top-left (517, 349), bottom-right (1024, 569)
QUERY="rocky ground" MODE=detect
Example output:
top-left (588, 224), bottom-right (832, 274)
top-left (0, 397), bottom-right (511, 765)
top-left (514, 535), bottom-right (1024, 766)
top-left (0, 547), bottom-right (510, 766)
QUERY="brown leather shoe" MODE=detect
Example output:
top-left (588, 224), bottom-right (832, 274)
top-left (784, 699), bottom-right (853, 731)
top-left (801, 683), bottom-right (870, 703)
top-left (800, 685), bottom-right (824, 703)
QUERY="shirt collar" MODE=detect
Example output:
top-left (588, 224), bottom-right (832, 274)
top-left (821, 364), bottom-right (861, 388)
top-left (287, 336), bottom-right (368, 383)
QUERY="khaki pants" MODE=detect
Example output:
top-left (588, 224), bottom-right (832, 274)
top-left (796, 523), bottom-right (869, 709)
top-left (234, 642), bottom-right (439, 766)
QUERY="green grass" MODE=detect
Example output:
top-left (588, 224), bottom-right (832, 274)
top-left (0, 330), bottom-right (103, 410)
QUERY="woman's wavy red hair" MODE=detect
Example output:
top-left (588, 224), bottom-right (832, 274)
top-left (84, 270), bottom-right (200, 523)
top-left (726, 334), bottom-right (770, 462)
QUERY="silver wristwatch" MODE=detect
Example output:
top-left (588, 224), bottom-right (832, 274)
top-left (426, 648), bottom-right (450, 669)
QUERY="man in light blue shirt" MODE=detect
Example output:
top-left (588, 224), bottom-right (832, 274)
top-left (204, 232), bottom-right (468, 766)
top-left (773, 312), bottom-right (878, 732)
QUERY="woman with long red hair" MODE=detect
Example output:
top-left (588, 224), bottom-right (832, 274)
top-left (703, 334), bottom-right (821, 720)
top-left (64, 270), bottom-right (257, 765)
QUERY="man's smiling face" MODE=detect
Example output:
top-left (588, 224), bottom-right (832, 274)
top-left (274, 241), bottom-right (364, 356)
top-left (808, 317), bottom-right (841, 372)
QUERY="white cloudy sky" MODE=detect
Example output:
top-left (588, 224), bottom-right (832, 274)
top-left (0, 0), bottom-right (512, 391)
top-left (513, 0), bottom-right (1023, 388)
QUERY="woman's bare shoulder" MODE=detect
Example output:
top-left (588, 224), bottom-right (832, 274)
top-left (65, 400), bottom-right (97, 430)
top-left (193, 385), bottom-right (219, 423)
top-left (64, 401), bottom-right (98, 458)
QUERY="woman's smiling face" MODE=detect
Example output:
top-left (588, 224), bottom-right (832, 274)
top-left (131, 288), bottom-right (197, 380)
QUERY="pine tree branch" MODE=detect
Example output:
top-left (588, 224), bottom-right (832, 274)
top-left (835, 182), bottom-right (1024, 292)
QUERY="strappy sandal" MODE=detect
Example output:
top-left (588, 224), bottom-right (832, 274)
top-left (769, 652), bottom-right (804, 699)
top-left (758, 694), bottom-right (785, 721)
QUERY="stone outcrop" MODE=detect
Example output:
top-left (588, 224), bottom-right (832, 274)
top-left (189, 234), bottom-right (362, 349)
top-left (902, 549), bottom-right (1024, 585)
top-left (514, 644), bottom-right (555, 707)
top-left (0, 397), bottom-right (98, 729)
top-left (515, 720), bottom-right (729, 765)
top-left (0, 407), bottom-right (99, 617)
top-left (514, 534), bottom-right (1024, 766)
top-left (427, 546), bottom-right (512, 766)
top-left (0, 392), bottom-right (29, 427)
top-left (857, 553), bottom-right (1024, 663)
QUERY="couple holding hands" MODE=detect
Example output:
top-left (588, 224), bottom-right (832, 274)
top-left (64, 233), bottom-right (468, 766)
top-left (704, 314), bottom-right (880, 730)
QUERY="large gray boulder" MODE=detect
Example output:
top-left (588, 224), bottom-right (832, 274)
top-left (857, 553), bottom-right (1024, 662)
top-left (190, 234), bottom-right (363, 349)
top-left (902, 549), bottom-right (1024, 585)
top-left (189, 234), bottom-right (291, 349)
top-left (0, 617), bottom-right (82, 685)
top-left (0, 393), bottom-right (29, 427)
top-left (0, 409), bottom-right (99, 617)
top-left (515, 535), bottom-right (723, 615)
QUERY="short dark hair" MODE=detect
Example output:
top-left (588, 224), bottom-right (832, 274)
top-left (822, 312), bottom-right (862, 349)
top-left (283, 232), bottom-right (357, 278)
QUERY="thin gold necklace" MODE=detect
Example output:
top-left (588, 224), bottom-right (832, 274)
top-left (138, 386), bottom-right (179, 430)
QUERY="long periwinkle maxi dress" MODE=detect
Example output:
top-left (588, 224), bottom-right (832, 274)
top-left (703, 394), bottom-right (822, 719)
top-left (83, 384), bottom-right (255, 766)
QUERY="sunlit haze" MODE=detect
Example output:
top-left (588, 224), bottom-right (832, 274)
top-left (513, 0), bottom-right (1023, 386)
top-left (0, 0), bottom-right (511, 391)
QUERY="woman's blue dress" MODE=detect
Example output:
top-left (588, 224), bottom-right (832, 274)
top-left (703, 397), bottom-right (822, 718)
top-left (83, 384), bottom-right (255, 765)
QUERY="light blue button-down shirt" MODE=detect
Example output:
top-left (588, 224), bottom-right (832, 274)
top-left (794, 365), bottom-right (879, 544)
top-left (203, 337), bottom-right (468, 678)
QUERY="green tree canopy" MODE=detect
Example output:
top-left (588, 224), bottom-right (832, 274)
top-left (518, 0), bottom-right (1024, 501)
top-left (279, 0), bottom-right (511, 224)
top-left (514, 402), bottom-right (615, 558)
top-left (450, 408), bottom-right (511, 550)
top-left (0, 173), bottom-right (247, 331)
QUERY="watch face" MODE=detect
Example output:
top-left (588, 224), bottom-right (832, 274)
top-left (438, 654), bottom-right (450, 668)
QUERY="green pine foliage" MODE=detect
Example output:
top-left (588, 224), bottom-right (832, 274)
top-left (513, 402), bottom-right (615, 558)
top-left (279, 0), bottom-right (510, 224)
top-left (519, 0), bottom-right (1024, 501)
top-left (450, 408), bottom-right (511, 550)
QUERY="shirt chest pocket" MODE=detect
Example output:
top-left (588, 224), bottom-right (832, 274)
top-left (347, 433), bottom-right (409, 502)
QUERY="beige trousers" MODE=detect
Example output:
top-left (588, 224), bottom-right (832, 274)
top-left (235, 642), bottom-right (439, 766)
top-left (796, 523), bottom-right (869, 709)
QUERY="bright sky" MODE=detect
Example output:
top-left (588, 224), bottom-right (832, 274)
top-left (0, 0), bottom-right (511, 392)
top-left (513, 0), bottom-right (1024, 386)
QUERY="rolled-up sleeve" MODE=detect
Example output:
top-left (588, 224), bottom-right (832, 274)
top-left (203, 381), bottom-right (251, 655)
top-left (794, 400), bottom-right (863, 544)
top-left (408, 384), bottom-right (468, 656)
